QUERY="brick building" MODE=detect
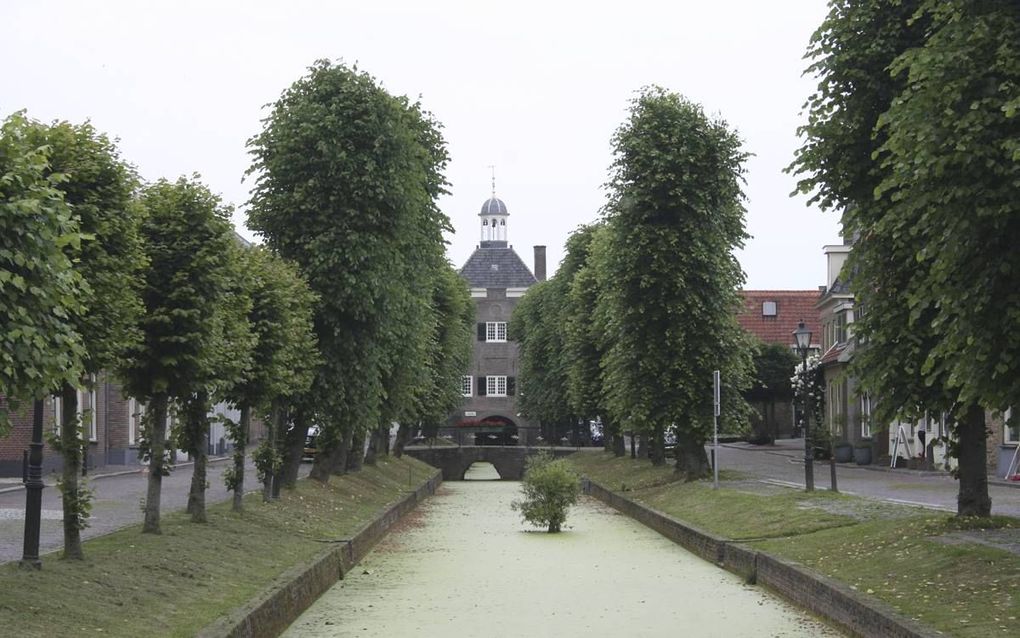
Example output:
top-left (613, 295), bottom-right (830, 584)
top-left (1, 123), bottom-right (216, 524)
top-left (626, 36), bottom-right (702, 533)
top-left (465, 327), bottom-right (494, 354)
top-left (443, 194), bottom-right (544, 445)
top-left (737, 290), bottom-right (822, 440)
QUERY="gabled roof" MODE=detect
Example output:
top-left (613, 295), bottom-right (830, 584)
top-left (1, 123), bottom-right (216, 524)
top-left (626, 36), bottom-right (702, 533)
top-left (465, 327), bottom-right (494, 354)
top-left (459, 246), bottom-right (537, 289)
top-left (737, 290), bottom-right (823, 346)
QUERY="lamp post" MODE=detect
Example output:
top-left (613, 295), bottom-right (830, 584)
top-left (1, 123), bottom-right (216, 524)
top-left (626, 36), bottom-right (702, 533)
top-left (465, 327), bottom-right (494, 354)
top-left (793, 320), bottom-right (814, 492)
top-left (21, 398), bottom-right (45, 569)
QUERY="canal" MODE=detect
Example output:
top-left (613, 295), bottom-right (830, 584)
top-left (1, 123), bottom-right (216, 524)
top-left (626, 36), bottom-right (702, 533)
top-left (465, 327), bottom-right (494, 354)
top-left (284, 463), bottom-right (840, 637)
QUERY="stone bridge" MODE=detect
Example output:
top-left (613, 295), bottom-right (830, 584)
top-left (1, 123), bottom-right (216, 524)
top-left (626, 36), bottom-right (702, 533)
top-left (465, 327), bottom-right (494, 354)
top-left (403, 446), bottom-right (576, 480)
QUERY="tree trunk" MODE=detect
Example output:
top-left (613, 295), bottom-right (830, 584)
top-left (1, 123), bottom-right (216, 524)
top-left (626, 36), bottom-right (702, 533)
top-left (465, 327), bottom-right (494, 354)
top-left (612, 433), bottom-right (626, 457)
top-left (393, 422), bottom-right (410, 458)
top-left (143, 393), bottom-right (169, 534)
top-left (957, 403), bottom-right (992, 517)
top-left (280, 409), bottom-right (309, 489)
top-left (347, 430), bottom-right (365, 473)
top-left (630, 432), bottom-right (637, 459)
top-left (232, 405), bottom-right (249, 512)
top-left (674, 430), bottom-right (710, 480)
top-left (649, 426), bottom-right (666, 466)
top-left (263, 400), bottom-right (282, 502)
top-left (59, 382), bottom-right (83, 559)
top-left (186, 391), bottom-right (210, 523)
top-left (364, 424), bottom-right (381, 466)
top-left (310, 426), bottom-right (336, 483)
top-left (330, 426), bottom-right (354, 476)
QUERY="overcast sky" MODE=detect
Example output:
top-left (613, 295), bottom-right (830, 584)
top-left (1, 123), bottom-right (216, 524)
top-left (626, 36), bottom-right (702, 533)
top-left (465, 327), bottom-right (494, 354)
top-left (2, 0), bottom-right (840, 289)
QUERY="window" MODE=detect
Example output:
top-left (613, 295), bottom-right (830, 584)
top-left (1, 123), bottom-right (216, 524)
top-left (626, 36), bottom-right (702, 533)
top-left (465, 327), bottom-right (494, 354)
top-left (1006, 408), bottom-right (1017, 444)
top-left (485, 322), bottom-right (507, 343)
top-left (461, 376), bottom-right (473, 397)
top-left (50, 388), bottom-right (96, 441)
top-left (487, 376), bottom-right (507, 397)
top-left (860, 393), bottom-right (872, 438)
top-left (129, 398), bottom-right (143, 445)
top-left (761, 301), bottom-right (777, 317)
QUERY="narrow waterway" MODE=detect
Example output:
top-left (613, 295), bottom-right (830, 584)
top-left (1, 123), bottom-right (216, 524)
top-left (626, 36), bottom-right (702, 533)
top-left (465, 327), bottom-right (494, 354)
top-left (284, 463), bottom-right (840, 637)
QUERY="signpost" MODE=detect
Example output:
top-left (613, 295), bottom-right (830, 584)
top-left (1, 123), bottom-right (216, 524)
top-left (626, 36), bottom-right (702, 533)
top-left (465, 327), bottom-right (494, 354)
top-left (713, 370), bottom-right (720, 489)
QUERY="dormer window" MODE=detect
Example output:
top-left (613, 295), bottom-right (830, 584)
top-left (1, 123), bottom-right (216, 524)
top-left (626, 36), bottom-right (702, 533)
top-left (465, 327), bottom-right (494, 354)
top-left (762, 301), bottom-right (777, 317)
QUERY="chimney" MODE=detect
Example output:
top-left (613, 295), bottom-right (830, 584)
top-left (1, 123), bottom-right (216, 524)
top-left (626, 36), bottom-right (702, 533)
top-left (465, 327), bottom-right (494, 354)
top-left (533, 245), bottom-right (547, 282)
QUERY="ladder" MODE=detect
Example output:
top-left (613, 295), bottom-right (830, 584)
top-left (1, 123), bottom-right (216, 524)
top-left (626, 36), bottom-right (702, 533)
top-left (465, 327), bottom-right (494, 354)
top-left (889, 423), bottom-right (914, 468)
top-left (1004, 444), bottom-right (1020, 480)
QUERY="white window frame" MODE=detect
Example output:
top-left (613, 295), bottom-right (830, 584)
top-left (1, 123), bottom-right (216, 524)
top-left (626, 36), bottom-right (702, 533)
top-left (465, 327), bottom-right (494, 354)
top-left (860, 393), bottom-right (872, 438)
top-left (486, 375), bottom-right (507, 397)
top-left (461, 376), bottom-right (473, 398)
top-left (1006, 407), bottom-right (1017, 444)
top-left (485, 322), bottom-right (507, 343)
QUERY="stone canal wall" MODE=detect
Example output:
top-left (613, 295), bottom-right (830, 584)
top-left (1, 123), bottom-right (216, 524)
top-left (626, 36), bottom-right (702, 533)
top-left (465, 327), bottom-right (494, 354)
top-left (582, 479), bottom-right (940, 638)
top-left (199, 471), bottom-right (443, 638)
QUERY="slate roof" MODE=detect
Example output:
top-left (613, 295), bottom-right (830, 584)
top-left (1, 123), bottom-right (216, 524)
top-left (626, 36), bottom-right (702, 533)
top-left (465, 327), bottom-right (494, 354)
top-left (737, 290), bottom-right (823, 346)
top-left (479, 197), bottom-right (509, 215)
top-left (459, 246), bottom-right (537, 288)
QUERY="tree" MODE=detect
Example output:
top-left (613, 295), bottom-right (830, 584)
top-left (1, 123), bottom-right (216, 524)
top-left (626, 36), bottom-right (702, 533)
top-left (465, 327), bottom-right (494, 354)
top-left (792, 0), bottom-right (1018, 516)
top-left (122, 177), bottom-right (234, 533)
top-left (190, 239), bottom-right (255, 519)
top-left (219, 246), bottom-right (318, 506)
top-left (598, 87), bottom-right (752, 476)
top-left (511, 453), bottom-right (580, 533)
top-left (745, 339), bottom-right (799, 444)
top-left (0, 112), bottom-right (86, 433)
top-left (247, 60), bottom-right (452, 482)
top-left (23, 119), bottom-right (145, 557)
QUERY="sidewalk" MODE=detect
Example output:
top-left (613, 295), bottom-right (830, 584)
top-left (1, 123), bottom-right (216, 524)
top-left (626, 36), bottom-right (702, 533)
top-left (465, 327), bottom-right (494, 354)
top-left (715, 438), bottom-right (1020, 516)
top-left (0, 454), bottom-right (264, 563)
top-left (0, 454), bottom-right (232, 494)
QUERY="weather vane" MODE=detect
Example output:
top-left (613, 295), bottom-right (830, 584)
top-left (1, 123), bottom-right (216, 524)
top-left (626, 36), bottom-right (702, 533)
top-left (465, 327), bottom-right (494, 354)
top-left (488, 165), bottom-right (496, 197)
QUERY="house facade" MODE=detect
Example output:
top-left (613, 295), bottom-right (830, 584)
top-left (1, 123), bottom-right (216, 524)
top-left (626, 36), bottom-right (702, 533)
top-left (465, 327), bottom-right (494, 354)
top-left (442, 195), bottom-right (544, 445)
top-left (737, 290), bottom-right (821, 440)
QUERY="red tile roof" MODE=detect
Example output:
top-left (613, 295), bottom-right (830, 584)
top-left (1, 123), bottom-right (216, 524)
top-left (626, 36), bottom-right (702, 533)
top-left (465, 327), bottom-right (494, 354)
top-left (737, 290), bottom-right (823, 347)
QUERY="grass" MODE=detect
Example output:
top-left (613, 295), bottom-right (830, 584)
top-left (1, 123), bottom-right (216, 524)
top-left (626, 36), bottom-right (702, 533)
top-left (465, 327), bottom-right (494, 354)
top-left (0, 455), bottom-right (436, 638)
top-left (567, 450), bottom-right (1020, 637)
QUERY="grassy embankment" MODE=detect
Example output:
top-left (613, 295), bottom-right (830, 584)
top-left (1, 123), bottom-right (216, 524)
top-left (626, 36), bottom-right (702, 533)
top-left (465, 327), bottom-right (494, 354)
top-left (567, 451), bottom-right (1019, 638)
top-left (0, 455), bottom-right (436, 638)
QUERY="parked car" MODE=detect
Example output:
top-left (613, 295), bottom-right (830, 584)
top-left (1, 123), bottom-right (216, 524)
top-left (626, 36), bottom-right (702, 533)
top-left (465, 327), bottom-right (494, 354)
top-left (303, 426), bottom-right (319, 461)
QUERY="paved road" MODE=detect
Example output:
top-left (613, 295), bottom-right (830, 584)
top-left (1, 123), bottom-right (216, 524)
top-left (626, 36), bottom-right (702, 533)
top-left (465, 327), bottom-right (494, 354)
top-left (0, 456), bottom-right (285, 563)
top-left (714, 438), bottom-right (1020, 517)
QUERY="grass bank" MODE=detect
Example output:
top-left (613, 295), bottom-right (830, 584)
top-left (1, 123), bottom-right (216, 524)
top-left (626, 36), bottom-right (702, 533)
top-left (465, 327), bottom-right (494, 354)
top-left (567, 450), bottom-right (1019, 638)
top-left (0, 456), bottom-right (436, 638)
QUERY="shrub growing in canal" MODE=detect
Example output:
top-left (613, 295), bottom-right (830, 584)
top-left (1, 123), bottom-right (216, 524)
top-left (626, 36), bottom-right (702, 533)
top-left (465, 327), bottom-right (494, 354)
top-left (512, 453), bottom-right (581, 533)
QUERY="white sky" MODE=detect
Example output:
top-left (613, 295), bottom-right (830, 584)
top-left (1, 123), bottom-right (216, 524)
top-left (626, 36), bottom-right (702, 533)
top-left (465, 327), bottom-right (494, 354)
top-left (1, 0), bottom-right (840, 289)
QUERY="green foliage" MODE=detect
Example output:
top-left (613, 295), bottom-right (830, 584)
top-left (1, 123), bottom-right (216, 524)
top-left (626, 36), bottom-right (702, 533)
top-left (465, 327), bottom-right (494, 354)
top-left (23, 118), bottom-right (146, 378)
top-left (55, 477), bottom-right (94, 532)
top-left (122, 176), bottom-right (235, 402)
top-left (747, 340), bottom-right (798, 403)
top-left (0, 112), bottom-right (87, 431)
top-left (246, 60), bottom-right (455, 466)
top-left (510, 279), bottom-right (573, 427)
top-left (793, 1), bottom-right (1018, 515)
top-left (598, 87), bottom-right (753, 471)
top-left (511, 453), bottom-right (581, 533)
top-left (252, 438), bottom-right (282, 484)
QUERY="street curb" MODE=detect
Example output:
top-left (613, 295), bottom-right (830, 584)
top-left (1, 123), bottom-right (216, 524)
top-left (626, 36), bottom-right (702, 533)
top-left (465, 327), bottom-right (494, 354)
top-left (0, 455), bottom-right (233, 495)
top-left (198, 469), bottom-right (443, 638)
top-left (582, 478), bottom-right (941, 638)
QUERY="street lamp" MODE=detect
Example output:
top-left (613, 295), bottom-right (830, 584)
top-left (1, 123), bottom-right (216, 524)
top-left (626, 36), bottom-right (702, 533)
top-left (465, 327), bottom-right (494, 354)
top-left (793, 320), bottom-right (814, 492)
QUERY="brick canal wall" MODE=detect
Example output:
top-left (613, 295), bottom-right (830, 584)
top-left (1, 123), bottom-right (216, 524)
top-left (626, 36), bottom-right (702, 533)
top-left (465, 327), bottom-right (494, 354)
top-left (582, 478), bottom-right (940, 638)
top-left (199, 470), bottom-right (443, 638)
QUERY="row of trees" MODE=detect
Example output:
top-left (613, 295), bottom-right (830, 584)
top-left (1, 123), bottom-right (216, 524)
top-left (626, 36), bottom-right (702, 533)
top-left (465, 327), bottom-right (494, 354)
top-left (1, 60), bottom-right (474, 560)
top-left (245, 60), bottom-right (474, 484)
top-left (792, 0), bottom-right (1019, 516)
top-left (512, 88), bottom-right (753, 477)
top-left (0, 111), bottom-right (321, 557)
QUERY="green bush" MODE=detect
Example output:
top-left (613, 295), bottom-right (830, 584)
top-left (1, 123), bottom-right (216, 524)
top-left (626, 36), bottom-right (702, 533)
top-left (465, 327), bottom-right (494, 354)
top-left (511, 453), bottom-right (581, 533)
